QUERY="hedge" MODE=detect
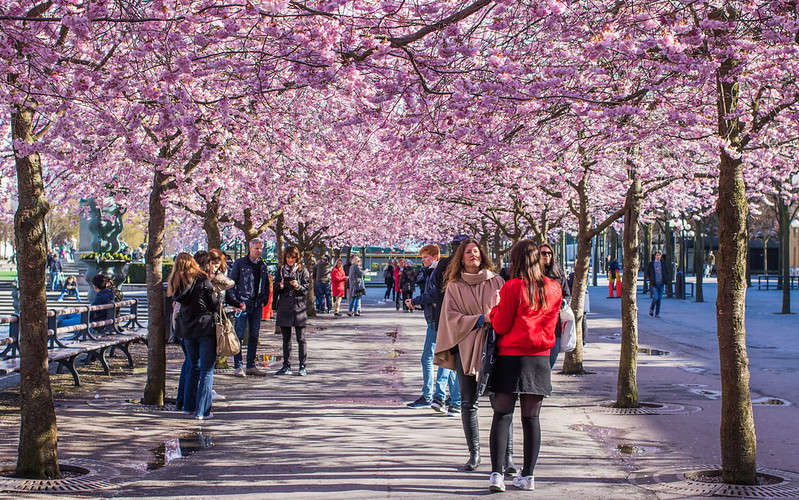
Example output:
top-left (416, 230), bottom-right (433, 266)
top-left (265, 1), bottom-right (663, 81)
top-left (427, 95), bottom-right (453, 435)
top-left (126, 262), bottom-right (174, 284)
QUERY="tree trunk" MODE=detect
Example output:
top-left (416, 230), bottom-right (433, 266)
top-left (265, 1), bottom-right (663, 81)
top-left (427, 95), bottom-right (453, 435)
top-left (763, 237), bottom-right (768, 276)
top-left (203, 205), bottom-right (222, 250)
top-left (563, 183), bottom-right (592, 375)
top-left (616, 179), bottom-right (641, 408)
top-left (12, 105), bottom-right (60, 479)
top-left (592, 233), bottom-right (599, 287)
top-left (643, 223), bottom-right (652, 294)
top-left (694, 218), bottom-right (705, 303)
top-left (777, 198), bottom-right (791, 313)
top-left (716, 42), bottom-right (757, 483)
top-left (304, 251), bottom-right (317, 318)
top-left (665, 220), bottom-right (675, 297)
top-left (142, 169), bottom-right (168, 406)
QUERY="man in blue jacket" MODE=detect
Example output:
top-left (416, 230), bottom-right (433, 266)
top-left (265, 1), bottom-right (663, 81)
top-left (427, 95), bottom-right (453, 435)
top-left (406, 244), bottom-right (460, 415)
top-left (228, 239), bottom-right (271, 377)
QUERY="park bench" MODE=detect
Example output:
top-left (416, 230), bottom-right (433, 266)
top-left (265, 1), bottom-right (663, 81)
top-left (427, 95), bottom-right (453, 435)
top-left (0, 300), bottom-right (148, 386)
top-left (756, 274), bottom-right (799, 291)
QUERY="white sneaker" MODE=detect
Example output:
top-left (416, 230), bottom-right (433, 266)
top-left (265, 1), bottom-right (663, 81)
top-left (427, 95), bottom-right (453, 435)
top-left (512, 474), bottom-right (534, 490)
top-left (489, 472), bottom-right (506, 492)
top-left (233, 367), bottom-right (246, 378)
top-left (211, 390), bottom-right (225, 400)
top-left (195, 412), bottom-right (213, 420)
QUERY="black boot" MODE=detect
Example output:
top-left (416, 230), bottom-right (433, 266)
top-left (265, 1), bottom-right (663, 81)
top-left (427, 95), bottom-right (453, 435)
top-left (505, 423), bottom-right (518, 475)
top-left (462, 410), bottom-right (481, 471)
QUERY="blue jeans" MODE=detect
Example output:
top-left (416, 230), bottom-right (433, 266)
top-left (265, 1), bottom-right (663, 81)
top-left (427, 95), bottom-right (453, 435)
top-left (57, 288), bottom-right (80, 301)
top-left (175, 339), bottom-right (192, 411)
top-left (421, 323), bottom-right (460, 405)
top-left (184, 335), bottom-right (216, 417)
top-left (349, 295), bottom-right (361, 313)
top-left (49, 271), bottom-right (61, 291)
top-left (549, 335), bottom-right (561, 369)
top-left (650, 284), bottom-right (664, 316)
top-left (234, 305), bottom-right (262, 369)
top-left (315, 282), bottom-right (332, 312)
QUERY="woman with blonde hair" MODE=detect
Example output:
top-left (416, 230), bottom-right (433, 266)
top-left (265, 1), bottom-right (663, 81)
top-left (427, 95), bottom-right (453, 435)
top-left (435, 238), bottom-right (505, 472)
top-left (486, 240), bottom-right (562, 491)
top-left (348, 255), bottom-right (365, 316)
top-left (169, 252), bottom-right (220, 419)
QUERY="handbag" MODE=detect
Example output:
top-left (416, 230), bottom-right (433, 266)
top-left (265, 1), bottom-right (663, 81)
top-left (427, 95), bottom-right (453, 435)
top-left (216, 304), bottom-right (240, 356)
top-left (477, 327), bottom-right (498, 397)
top-left (559, 299), bottom-right (577, 353)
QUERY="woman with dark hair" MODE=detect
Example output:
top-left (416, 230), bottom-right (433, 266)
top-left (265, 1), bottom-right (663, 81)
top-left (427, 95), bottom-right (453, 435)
top-left (434, 238), bottom-right (505, 472)
top-left (331, 258), bottom-right (347, 316)
top-left (171, 252), bottom-right (220, 420)
top-left (348, 255), bottom-right (365, 317)
top-left (274, 246), bottom-right (311, 376)
top-left (487, 240), bottom-right (562, 491)
top-left (538, 243), bottom-right (570, 369)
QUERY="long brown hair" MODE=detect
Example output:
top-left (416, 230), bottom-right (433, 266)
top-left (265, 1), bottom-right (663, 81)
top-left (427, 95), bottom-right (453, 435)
top-left (167, 252), bottom-right (206, 296)
top-left (209, 248), bottom-right (227, 273)
top-left (282, 245), bottom-right (301, 268)
top-left (509, 240), bottom-right (547, 310)
top-left (444, 237), bottom-right (493, 286)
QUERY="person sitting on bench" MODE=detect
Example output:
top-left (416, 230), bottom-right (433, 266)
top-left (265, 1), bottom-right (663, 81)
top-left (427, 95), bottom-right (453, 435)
top-left (90, 274), bottom-right (115, 335)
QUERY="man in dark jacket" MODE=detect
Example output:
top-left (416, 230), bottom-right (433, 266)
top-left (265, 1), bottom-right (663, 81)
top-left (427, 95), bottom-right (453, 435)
top-left (407, 244), bottom-right (461, 414)
top-left (314, 254), bottom-right (332, 313)
top-left (228, 239), bottom-right (271, 377)
top-left (90, 274), bottom-right (116, 335)
top-left (644, 250), bottom-right (670, 318)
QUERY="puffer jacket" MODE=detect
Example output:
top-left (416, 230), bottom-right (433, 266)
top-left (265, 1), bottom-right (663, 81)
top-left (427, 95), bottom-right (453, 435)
top-left (273, 264), bottom-right (311, 327)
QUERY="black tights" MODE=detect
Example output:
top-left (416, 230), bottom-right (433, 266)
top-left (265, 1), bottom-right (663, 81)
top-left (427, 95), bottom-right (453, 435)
top-left (281, 326), bottom-right (307, 368)
top-left (490, 393), bottom-right (544, 476)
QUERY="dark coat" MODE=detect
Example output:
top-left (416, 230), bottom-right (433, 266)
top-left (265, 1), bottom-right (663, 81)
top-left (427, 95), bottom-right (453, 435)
top-left (173, 276), bottom-right (219, 339)
top-left (228, 256), bottom-right (271, 307)
top-left (273, 265), bottom-right (311, 328)
top-left (645, 259), bottom-right (671, 285)
top-left (399, 266), bottom-right (418, 293)
top-left (90, 288), bottom-right (116, 325)
top-left (411, 264), bottom-right (443, 325)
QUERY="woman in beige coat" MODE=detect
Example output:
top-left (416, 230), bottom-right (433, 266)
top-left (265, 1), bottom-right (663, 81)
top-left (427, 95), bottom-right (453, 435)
top-left (435, 238), bottom-right (505, 471)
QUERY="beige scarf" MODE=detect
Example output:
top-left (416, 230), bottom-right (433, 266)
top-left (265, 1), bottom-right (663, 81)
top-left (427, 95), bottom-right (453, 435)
top-left (434, 269), bottom-right (504, 377)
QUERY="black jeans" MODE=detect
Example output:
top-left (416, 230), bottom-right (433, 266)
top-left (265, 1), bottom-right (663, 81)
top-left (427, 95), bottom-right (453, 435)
top-left (385, 281), bottom-right (394, 300)
top-left (455, 353), bottom-right (480, 453)
top-left (281, 326), bottom-right (307, 368)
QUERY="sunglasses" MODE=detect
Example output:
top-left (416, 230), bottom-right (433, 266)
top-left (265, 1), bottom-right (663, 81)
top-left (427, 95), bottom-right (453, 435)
top-left (541, 251), bottom-right (553, 256)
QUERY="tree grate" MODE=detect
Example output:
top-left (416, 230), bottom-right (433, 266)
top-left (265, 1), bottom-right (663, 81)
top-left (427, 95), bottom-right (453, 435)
top-left (628, 465), bottom-right (799, 498)
top-left (0, 458), bottom-right (123, 493)
top-left (594, 401), bottom-right (703, 415)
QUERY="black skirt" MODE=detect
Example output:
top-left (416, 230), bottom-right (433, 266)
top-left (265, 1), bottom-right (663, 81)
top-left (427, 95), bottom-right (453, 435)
top-left (490, 355), bottom-right (552, 396)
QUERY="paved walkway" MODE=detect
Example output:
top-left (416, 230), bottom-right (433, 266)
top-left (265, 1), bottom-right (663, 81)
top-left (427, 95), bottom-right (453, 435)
top-left (1, 285), bottom-right (797, 499)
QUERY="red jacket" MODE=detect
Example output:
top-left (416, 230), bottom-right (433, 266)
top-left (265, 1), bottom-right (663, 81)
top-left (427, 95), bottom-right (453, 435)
top-left (489, 277), bottom-right (562, 357)
top-left (331, 267), bottom-right (347, 297)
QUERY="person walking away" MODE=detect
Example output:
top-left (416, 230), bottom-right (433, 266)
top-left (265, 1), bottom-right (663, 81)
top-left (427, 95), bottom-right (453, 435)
top-left (434, 238), bottom-right (505, 471)
top-left (487, 240), bottom-right (562, 492)
top-left (645, 250), bottom-right (669, 318)
top-left (228, 239), bottom-right (271, 377)
top-left (315, 254), bottom-right (333, 313)
top-left (399, 262), bottom-right (418, 312)
top-left (705, 250), bottom-right (715, 277)
top-left (539, 243), bottom-right (570, 369)
top-left (274, 246), bottom-right (311, 376)
top-left (383, 260), bottom-right (395, 301)
top-left (406, 244), bottom-right (461, 415)
top-left (348, 255), bottom-right (365, 316)
top-left (49, 252), bottom-right (63, 291)
top-left (172, 254), bottom-right (219, 420)
top-left (393, 258), bottom-right (404, 310)
top-left (57, 275), bottom-right (81, 301)
top-left (331, 258), bottom-right (347, 316)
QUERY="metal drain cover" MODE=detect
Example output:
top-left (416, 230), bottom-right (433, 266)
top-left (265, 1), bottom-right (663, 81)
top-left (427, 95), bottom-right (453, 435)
top-left (0, 458), bottom-right (122, 493)
top-left (629, 464), bottom-right (799, 498)
top-left (594, 401), bottom-right (702, 415)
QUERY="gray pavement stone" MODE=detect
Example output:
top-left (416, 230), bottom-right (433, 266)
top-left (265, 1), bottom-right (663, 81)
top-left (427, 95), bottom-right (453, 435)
top-left (1, 284), bottom-right (796, 499)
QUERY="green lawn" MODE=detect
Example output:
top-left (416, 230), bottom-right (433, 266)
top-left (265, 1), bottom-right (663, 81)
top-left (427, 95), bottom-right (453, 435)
top-left (0, 271), bottom-right (18, 280)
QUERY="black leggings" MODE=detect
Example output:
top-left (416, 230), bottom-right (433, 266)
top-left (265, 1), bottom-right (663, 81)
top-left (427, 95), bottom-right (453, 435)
top-left (490, 393), bottom-right (544, 476)
top-left (281, 326), bottom-right (307, 368)
top-left (385, 281), bottom-right (394, 300)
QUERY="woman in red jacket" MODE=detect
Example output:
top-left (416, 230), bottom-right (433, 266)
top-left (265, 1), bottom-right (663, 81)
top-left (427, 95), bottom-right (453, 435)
top-left (330, 259), bottom-right (348, 316)
top-left (486, 240), bottom-right (562, 492)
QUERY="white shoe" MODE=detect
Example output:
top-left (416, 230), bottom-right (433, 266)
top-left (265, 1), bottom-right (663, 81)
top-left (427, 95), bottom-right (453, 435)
top-left (195, 412), bottom-right (213, 420)
top-left (233, 367), bottom-right (246, 378)
top-left (512, 474), bottom-right (534, 490)
top-left (489, 472), bottom-right (506, 492)
top-left (211, 390), bottom-right (225, 400)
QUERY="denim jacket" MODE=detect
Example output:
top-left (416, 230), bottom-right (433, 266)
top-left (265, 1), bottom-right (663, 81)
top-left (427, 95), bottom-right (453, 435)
top-left (228, 256), bottom-right (271, 307)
